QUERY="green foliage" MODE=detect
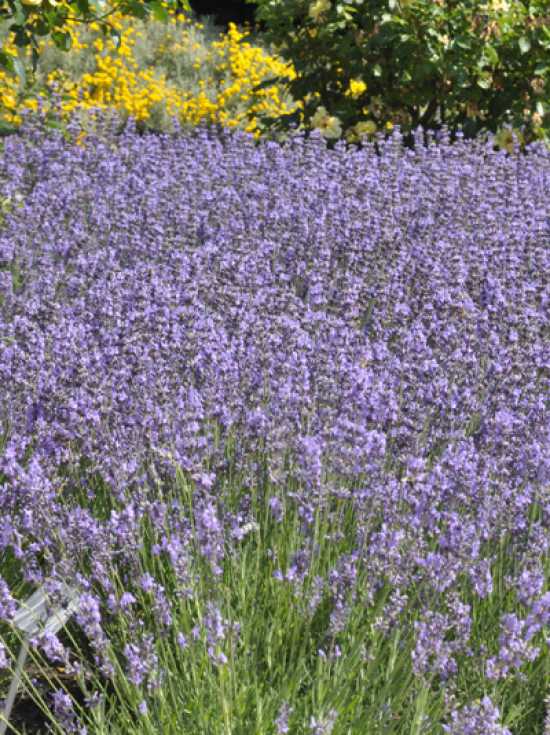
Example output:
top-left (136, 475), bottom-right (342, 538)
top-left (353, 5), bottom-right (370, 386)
top-left (247, 0), bottom-right (550, 147)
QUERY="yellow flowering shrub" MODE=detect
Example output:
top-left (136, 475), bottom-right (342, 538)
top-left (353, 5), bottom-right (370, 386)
top-left (0, 4), bottom-right (301, 139)
top-left (179, 22), bottom-right (299, 135)
top-left (0, 36), bottom-right (21, 125)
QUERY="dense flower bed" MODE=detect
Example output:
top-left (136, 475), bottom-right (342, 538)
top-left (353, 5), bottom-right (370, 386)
top-left (0, 116), bottom-right (549, 732)
top-left (0, 7), bottom-right (299, 137)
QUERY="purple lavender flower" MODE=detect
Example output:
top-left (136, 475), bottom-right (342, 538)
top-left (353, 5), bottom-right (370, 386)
top-left (442, 696), bottom-right (511, 735)
top-left (275, 701), bottom-right (293, 734)
top-left (0, 113), bottom-right (548, 732)
top-left (485, 610), bottom-right (541, 680)
top-left (0, 641), bottom-right (8, 669)
top-left (123, 634), bottom-right (159, 690)
top-left (268, 496), bottom-right (284, 523)
top-left (515, 566), bottom-right (545, 607)
top-left (51, 689), bottom-right (82, 734)
top-left (0, 577), bottom-right (17, 621)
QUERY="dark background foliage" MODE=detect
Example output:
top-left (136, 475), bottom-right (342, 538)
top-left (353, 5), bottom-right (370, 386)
top-left (188, 0), bottom-right (265, 30)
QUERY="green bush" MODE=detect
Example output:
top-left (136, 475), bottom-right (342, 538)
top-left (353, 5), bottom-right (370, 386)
top-left (248, 0), bottom-right (550, 148)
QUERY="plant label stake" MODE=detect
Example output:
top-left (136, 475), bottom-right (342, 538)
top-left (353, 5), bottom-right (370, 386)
top-left (0, 584), bottom-right (79, 735)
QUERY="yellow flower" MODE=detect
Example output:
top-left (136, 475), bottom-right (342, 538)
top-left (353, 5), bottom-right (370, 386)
top-left (310, 105), bottom-right (342, 139)
top-left (0, 5), bottom-right (300, 138)
top-left (1, 92), bottom-right (17, 110)
top-left (22, 97), bottom-right (39, 112)
top-left (20, 0), bottom-right (42, 5)
top-left (346, 78), bottom-right (367, 99)
top-left (309, 0), bottom-right (331, 23)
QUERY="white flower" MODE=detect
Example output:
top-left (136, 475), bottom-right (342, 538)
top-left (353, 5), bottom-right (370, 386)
top-left (309, 0), bottom-right (331, 23)
top-left (491, 0), bottom-right (510, 11)
top-left (310, 106), bottom-right (342, 139)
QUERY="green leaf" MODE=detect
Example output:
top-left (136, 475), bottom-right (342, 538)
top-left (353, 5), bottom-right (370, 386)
top-left (483, 45), bottom-right (499, 66)
top-left (120, 0), bottom-right (149, 19)
top-left (110, 27), bottom-right (122, 49)
top-left (336, 3), bottom-right (356, 19)
top-left (250, 77), bottom-right (282, 93)
top-left (12, 26), bottom-right (31, 47)
top-left (327, 19), bottom-right (348, 30)
top-left (476, 75), bottom-right (492, 90)
top-left (0, 121), bottom-right (19, 137)
top-left (51, 30), bottom-right (72, 51)
top-left (34, 18), bottom-right (51, 36)
top-left (454, 35), bottom-right (472, 50)
top-left (518, 36), bottom-right (531, 54)
top-left (42, 7), bottom-right (66, 26)
top-left (100, 23), bottom-right (121, 48)
top-left (373, 64), bottom-right (382, 78)
top-left (12, 1), bottom-right (26, 26)
top-left (150, 0), bottom-right (169, 22)
top-left (0, 52), bottom-right (14, 73)
top-left (12, 56), bottom-right (26, 87)
top-left (75, 0), bottom-right (90, 16)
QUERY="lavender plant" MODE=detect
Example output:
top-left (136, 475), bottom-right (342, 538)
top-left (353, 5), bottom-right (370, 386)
top-left (0, 111), bottom-right (548, 734)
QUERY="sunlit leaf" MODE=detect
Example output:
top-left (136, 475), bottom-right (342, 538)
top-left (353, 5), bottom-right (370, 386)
top-left (51, 29), bottom-right (72, 50)
top-left (518, 36), bottom-right (531, 54)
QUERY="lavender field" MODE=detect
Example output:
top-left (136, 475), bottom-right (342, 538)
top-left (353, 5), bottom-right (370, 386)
top-left (0, 114), bottom-right (549, 734)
